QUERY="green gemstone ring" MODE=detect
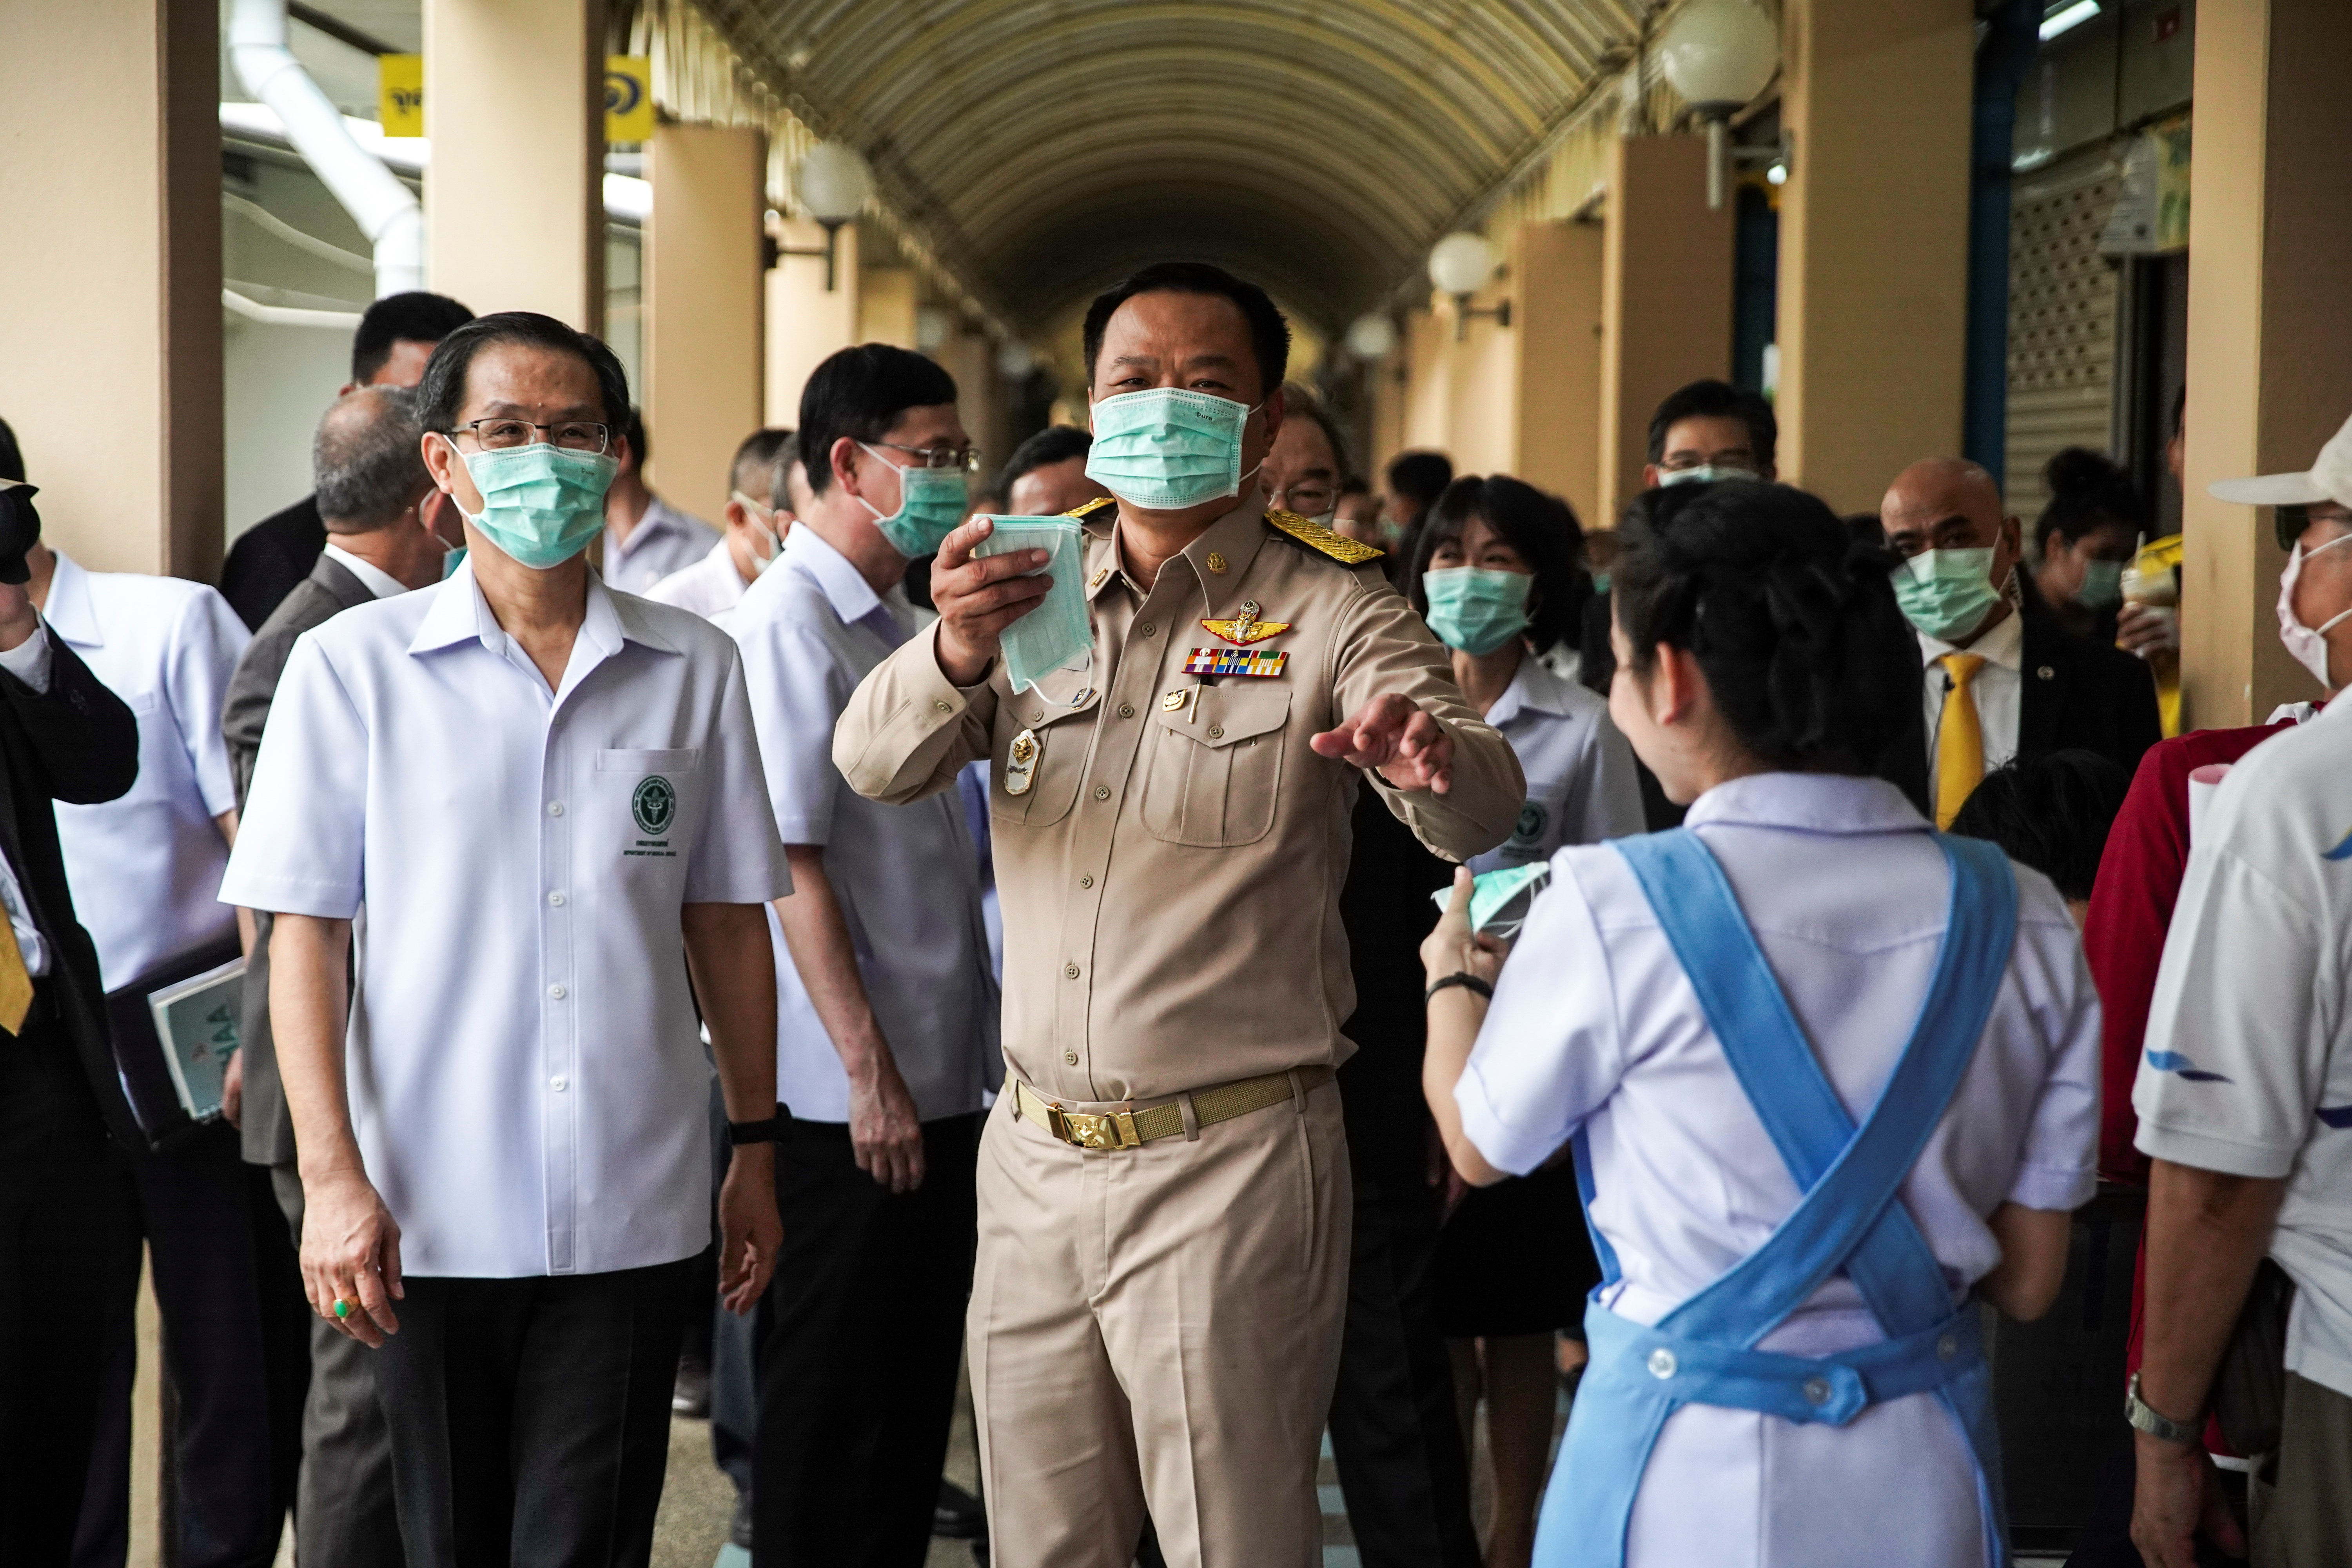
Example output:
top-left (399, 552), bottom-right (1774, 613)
top-left (333, 1298), bottom-right (352, 1319)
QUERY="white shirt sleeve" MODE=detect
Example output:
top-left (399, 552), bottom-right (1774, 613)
top-left (679, 640), bottom-right (793, 905)
top-left (0, 620), bottom-right (52, 693)
top-left (1570, 709), bottom-right (1646, 843)
top-left (163, 586), bottom-right (251, 819)
top-left (1453, 849), bottom-right (1628, 1174)
top-left (2136, 840), bottom-right (2327, 1180)
top-left (216, 635), bottom-right (369, 918)
top-left (2002, 894), bottom-right (2104, 1210)
top-left (735, 610), bottom-right (848, 848)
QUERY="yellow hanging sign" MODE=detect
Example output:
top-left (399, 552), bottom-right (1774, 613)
top-left (372, 54), bottom-right (652, 142)
top-left (378, 54), bottom-right (424, 138)
top-left (604, 56), bottom-right (653, 142)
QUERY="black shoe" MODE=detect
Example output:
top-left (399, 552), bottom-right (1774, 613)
top-left (730, 1489), bottom-right (754, 1550)
top-left (671, 1354), bottom-right (711, 1418)
top-left (934, 1479), bottom-right (986, 1539)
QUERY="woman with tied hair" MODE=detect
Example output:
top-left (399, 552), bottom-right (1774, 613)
top-left (2031, 446), bottom-right (2147, 641)
top-left (1419, 479), bottom-right (2100, 1568)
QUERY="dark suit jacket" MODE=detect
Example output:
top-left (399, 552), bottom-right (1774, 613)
top-left (2016, 587), bottom-right (2164, 780)
top-left (220, 493), bottom-right (327, 632)
top-left (221, 551), bottom-right (376, 1165)
top-left (0, 635), bottom-right (141, 1143)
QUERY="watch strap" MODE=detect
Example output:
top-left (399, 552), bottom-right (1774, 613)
top-left (2124, 1373), bottom-right (2202, 1446)
top-left (727, 1103), bottom-right (793, 1146)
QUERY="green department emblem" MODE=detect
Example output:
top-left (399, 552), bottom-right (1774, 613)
top-left (632, 775), bottom-right (676, 837)
top-left (1512, 799), bottom-right (1548, 845)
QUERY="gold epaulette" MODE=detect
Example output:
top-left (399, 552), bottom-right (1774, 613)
top-left (1063, 496), bottom-right (1117, 521)
top-left (1264, 508), bottom-right (1384, 564)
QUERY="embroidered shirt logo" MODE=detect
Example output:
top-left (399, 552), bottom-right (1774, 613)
top-left (632, 775), bottom-right (676, 837)
top-left (2145, 1050), bottom-right (2234, 1084)
top-left (1512, 799), bottom-right (1548, 846)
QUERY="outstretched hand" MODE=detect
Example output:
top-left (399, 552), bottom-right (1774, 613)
top-left (1312, 692), bottom-right (1455, 794)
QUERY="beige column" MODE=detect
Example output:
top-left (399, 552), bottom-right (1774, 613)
top-left (1511, 220), bottom-right (1605, 525)
top-left (644, 124), bottom-right (765, 521)
top-left (935, 333), bottom-right (1004, 485)
top-left (1443, 280), bottom-right (1518, 480)
top-left (765, 219), bottom-right (862, 427)
top-left (1775, 0), bottom-right (1974, 513)
top-left (2178, 0), bottom-right (2352, 727)
top-left (0, 0), bottom-right (221, 577)
top-left (1400, 306), bottom-right (1455, 456)
top-left (857, 268), bottom-right (920, 350)
top-left (1597, 136), bottom-right (1733, 526)
top-left (425, 0), bottom-right (604, 328)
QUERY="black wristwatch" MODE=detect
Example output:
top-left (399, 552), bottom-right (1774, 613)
top-left (727, 1103), bottom-right (793, 1147)
top-left (1425, 973), bottom-right (1495, 1004)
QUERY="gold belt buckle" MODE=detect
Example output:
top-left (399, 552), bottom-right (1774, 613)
top-left (1045, 1100), bottom-right (1142, 1150)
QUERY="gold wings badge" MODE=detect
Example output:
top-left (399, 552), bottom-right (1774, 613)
top-left (1200, 600), bottom-right (1289, 646)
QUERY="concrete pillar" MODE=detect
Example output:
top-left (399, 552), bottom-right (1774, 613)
top-left (1597, 136), bottom-right (1733, 526)
top-left (1401, 307), bottom-right (1454, 456)
top-left (644, 124), bottom-right (765, 523)
top-left (2177, 0), bottom-right (2352, 727)
top-left (935, 333), bottom-right (1003, 485)
top-left (1512, 220), bottom-right (1606, 526)
top-left (1443, 278), bottom-right (1519, 480)
top-left (765, 219), bottom-right (861, 427)
top-left (425, 0), bottom-right (605, 329)
top-left (0, 0), bottom-right (221, 577)
top-left (1775, 0), bottom-right (1974, 512)
top-left (857, 268), bottom-right (919, 351)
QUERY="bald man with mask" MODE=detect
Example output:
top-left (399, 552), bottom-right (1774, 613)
top-left (1881, 458), bottom-right (2160, 828)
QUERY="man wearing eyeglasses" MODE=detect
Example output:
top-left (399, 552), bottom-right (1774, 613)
top-left (603, 406), bottom-right (724, 595)
top-left (220, 311), bottom-right (791, 1564)
top-left (727, 343), bottom-right (1000, 1565)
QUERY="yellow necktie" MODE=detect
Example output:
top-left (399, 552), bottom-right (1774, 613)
top-left (0, 909), bottom-right (33, 1035)
top-left (1934, 652), bottom-right (1987, 831)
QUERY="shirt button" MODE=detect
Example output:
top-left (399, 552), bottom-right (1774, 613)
top-left (1080, 875), bottom-right (1093, 888)
top-left (1207, 725), bottom-right (1225, 739)
top-left (934, 699), bottom-right (953, 712)
top-left (551, 1075), bottom-right (569, 1092)
top-left (547, 984), bottom-right (567, 1000)
top-left (547, 891), bottom-right (566, 907)
top-left (1802, 1376), bottom-right (1832, 1406)
top-left (1065, 962), bottom-right (1080, 979)
top-left (1139, 622), bottom-right (1156, 637)
top-left (1646, 1348), bottom-right (1677, 1380)
top-left (1118, 703), bottom-right (1134, 718)
top-left (1063, 1051), bottom-right (1078, 1066)
top-left (1093, 785), bottom-right (1110, 800)
top-left (546, 800), bottom-right (565, 817)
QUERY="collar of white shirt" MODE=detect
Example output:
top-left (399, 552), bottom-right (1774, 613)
top-left (1485, 652), bottom-right (1580, 728)
top-left (41, 550), bottom-right (101, 649)
top-left (1684, 770), bottom-right (1930, 838)
top-left (322, 542), bottom-right (410, 601)
top-left (1916, 603), bottom-right (2025, 673)
top-left (782, 524), bottom-right (914, 635)
top-left (612, 495), bottom-right (685, 561)
top-left (408, 552), bottom-right (678, 699)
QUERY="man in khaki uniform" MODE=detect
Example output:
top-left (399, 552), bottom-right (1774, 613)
top-left (834, 261), bottom-right (1522, 1567)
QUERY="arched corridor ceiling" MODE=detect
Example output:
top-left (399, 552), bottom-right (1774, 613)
top-left (693, 0), bottom-right (1655, 333)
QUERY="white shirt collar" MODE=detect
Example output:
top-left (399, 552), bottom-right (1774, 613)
top-left (1916, 604), bottom-right (2024, 671)
top-left (1683, 771), bottom-right (1930, 837)
top-left (1485, 653), bottom-right (1579, 728)
top-left (323, 542), bottom-right (410, 601)
top-left (612, 495), bottom-right (686, 559)
top-left (40, 550), bottom-right (99, 648)
top-left (783, 524), bottom-right (898, 628)
top-left (407, 552), bottom-right (675, 670)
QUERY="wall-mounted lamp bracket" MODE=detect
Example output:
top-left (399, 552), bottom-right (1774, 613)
top-left (1451, 295), bottom-right (1512, 343)
top-left (772, 218), bottom-right (848, 290)
top-left (1710, 128), bottom-right (1795, 209)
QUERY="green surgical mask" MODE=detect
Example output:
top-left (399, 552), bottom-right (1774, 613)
top-left (1657, 463), bottom-right (1757, 488)
top-left (2076, 557), bottom-right (2125, 610)
top-left (1423, 567), bottom-right (1533, 656)
top-left (856, 443), bottom-right (968, 559)
top-left (1891, 547), bottom-right (2004, 643)
top-left (448, 439), bottom-right (616, 570)
top-left (1085, 388), bottom-right (1262, 510)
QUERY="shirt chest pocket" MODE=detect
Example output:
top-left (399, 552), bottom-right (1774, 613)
top-left (1139, 684), bottom-right (1290, 848)
top-left (990, 693), bottom-right (1100, 829)
top-left (594, 748), bottom-right (702, 867)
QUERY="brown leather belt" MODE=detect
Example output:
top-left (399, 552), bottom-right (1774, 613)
top-left (1011, 1065), bottom-right (1332, 1151)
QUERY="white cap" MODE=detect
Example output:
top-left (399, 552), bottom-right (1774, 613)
top-left (2209, 410), bottom-right (2352, 509)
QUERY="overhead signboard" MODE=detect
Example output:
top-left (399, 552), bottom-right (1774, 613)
top-left (372, 54), bottom-right (655, 142)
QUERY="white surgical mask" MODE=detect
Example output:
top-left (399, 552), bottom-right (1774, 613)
top-left (2278, 530), bottom-right (2352, 690)
top-left (733, 490), bottom-right (784, 574)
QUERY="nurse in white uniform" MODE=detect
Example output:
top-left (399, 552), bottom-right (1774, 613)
top-left (1420, 479), bottom-right (2101, 1568)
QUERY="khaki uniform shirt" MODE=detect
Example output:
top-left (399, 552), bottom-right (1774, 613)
top-left (834, 493), bottom-right (1524, 1103)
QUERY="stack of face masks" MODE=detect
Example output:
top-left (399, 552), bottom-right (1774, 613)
top-left (972, 517), bottom-right (1093, 695)
top-left (1430, 861), bottom-right (1552, 940)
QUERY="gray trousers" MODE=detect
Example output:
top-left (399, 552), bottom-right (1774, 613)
top-left (272, 1164), bottom-right (405, 1568)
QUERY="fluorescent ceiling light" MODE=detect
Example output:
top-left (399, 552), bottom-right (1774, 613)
top-left (2040, 0), bottom-right (2101, 40)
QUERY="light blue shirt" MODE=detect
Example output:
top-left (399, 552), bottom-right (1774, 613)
top-left (1465, 654), bottom-right (1644, 873)
top-left (729, 526), bottom-right (999, 1123)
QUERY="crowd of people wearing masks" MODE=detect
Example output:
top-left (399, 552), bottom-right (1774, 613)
top-left (0, 257), bottom-right (2346, 1568)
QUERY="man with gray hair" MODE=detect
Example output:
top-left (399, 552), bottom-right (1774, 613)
top-left (218, 383), bottom-right (454, 1568)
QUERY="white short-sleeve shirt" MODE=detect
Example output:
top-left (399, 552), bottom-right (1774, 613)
top-left (49, 552), bottom-right (249, 988)
top-left (1465, 655), bottom-right (1644, 872)
top-left (1457, 772), bottom-right (2099, 1568)
top-left (645, 539), bottom-right (751, 621)
top-left (2136, 697), bottom-right (2352, 1397)
top-left (218, 559), bottom-right (791, 1278)
top-left (729, 527), bottom-right (998, 1123)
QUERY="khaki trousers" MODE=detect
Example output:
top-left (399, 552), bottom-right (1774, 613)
top-left (2253, 1371), bottom-right (2352, 1568)
top-left (969, 1073), bottom-right (1351, 1568)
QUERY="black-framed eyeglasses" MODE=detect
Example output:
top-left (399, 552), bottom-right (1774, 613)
top-left (870, 441), bottom-right (984, 474)
top-left (448, 419), bottom-right (613, 454)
